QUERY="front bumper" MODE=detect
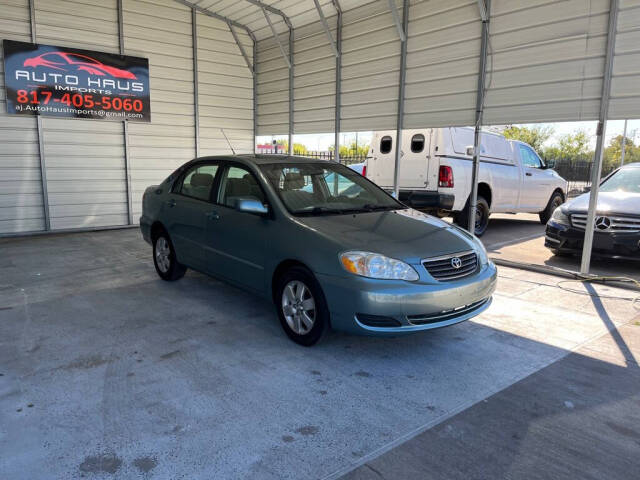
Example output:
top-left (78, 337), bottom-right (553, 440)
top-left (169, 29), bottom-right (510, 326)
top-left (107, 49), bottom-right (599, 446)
top-left (545, 221), bottom-right (640, 260)
top-left (398, 190), bottom-right (455, 211)
top-left (317, 262), bottom-right (497, 335)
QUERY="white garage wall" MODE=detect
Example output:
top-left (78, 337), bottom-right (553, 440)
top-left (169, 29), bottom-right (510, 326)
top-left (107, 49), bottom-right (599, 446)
top-left (609, 0), bottom-right (640, 118)
top-left (256, 31), bottom-right (290, 135)
top-left (0, 0), bottom-right (44, 234)
top-left (197, 11), bottom-right (254, 154)
top-left (35, 0), bottom-right (129, 230)
top-left (123, 0), bottom-right (196, 220)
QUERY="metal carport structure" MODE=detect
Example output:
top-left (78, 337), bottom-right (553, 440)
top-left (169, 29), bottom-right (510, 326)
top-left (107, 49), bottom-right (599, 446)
top-left (1, 0), bottom-right (640, 273)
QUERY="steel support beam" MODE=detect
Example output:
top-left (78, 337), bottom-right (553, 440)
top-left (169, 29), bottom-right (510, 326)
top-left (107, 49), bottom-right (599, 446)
top-left (392, 0), bottom-right (409, 197)
top-left (312, 0), bottom-right (339, 57)
top-left (580, 0), bottom-right (619, 274)
top-left (620, 119), bottom-right (627, 167)
top-left (29, 0), bottom-right (51, 231)
top-left (288, 28), bottom-right (294, 155)
top-left (388, 0), bottom-right (406, 42)
top-left (468, 0), bottom-right (490, 235)
top-left (173, 0), bottom-right (253, 37)
top-left (117, 0), bottom-right (134, 225)
top-left (253, 41), bottom-right (258, 154)
top-left (476, 0), bottom-right (488, 21)
top-left (262, 7), bottom-right (292, 69)
top-left (333, 0), bottom-right (342, 163)
top-left (228, 21), bottom-right (254, 73)
top-left (192, 8), bottom-right (200, 157)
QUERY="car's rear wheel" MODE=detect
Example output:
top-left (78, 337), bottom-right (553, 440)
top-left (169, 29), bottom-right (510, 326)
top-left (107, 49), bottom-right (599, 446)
top-left (275, 266), bottom-right (329, 346)
top-left (539, 191), bottom-right (564, 225)
top-left (153, 231), bottom-right (186, 281)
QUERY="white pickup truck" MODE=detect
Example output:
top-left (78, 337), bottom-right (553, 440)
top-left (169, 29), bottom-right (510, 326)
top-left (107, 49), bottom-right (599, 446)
top-left (365, 127), bottom-right (568, 235)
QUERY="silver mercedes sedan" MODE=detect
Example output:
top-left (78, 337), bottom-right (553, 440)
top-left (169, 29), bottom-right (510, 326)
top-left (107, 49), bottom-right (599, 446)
top-left (140, 155), bottom-right (497, 346)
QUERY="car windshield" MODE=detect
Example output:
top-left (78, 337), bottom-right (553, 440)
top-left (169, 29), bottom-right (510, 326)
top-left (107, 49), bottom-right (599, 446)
top-left (600, 167), bottom-right (640, 194)
top-left (260, 162), bottom-right (405, 215)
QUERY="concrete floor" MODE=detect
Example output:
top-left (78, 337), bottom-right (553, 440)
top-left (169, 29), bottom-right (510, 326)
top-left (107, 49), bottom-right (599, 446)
top-left (1, 228), bottom-right (639, 479)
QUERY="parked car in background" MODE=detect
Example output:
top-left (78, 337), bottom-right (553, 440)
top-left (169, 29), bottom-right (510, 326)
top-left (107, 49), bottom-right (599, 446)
top-left (545, 162), bottom-right (640, 259)
top-left (140, 155), bottom-right (497, 346)
top-left (365, 128), bottom-right (568, 235)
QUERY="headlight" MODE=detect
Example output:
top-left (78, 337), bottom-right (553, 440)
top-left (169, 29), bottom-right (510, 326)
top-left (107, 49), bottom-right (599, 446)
top-left (473, 238), bottom-right (489, 265)
top-left (551, 207), bottom-right (570, 225)
top-left (340, 251), bottom-right (419, 281)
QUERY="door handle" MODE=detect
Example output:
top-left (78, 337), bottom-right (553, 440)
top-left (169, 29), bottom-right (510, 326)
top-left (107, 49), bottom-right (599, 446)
top-left (205, 211), bottom-right (220, 220)
top-left (525, 172), bottom-right (532, 177)
top-left (166, 199), bottom-right (176, 207)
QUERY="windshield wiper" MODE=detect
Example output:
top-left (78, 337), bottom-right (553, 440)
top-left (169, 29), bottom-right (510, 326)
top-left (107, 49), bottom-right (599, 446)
top-left (342, 204), bottom-right (396, 213)
top-left (295, 206), bottom-right (346, 215)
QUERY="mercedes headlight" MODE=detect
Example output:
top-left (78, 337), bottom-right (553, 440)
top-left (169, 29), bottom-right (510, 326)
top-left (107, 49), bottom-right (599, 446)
top-left (340, 251), bottom-right (419, 281)
top-left (551, 207), bottom-right (570, 225)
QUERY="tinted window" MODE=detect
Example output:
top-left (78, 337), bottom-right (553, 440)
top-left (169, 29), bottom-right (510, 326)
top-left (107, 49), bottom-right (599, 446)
top-left (380, 136), bottom-right (392, 154)
top-left (519, 145), bottom-right (542, 168)
top-left (410, 134), bottom-right (425, 153)
top-left (179, 164), bottom-right (218, 201)
top-left (219, 166), bottom-right (266, 208)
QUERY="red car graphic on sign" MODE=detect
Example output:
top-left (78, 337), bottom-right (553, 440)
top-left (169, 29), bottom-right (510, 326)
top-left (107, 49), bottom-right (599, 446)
top-left (23, 52), bottom-right (137, 79)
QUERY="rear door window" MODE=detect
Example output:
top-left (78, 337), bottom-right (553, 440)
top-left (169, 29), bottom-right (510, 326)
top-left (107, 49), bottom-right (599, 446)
top-left (178, 164), bottom-right (219, 201)
top-left (380, 136), bottom-right (392, 154)
top-left (410, 134), bottom-right (425, 153)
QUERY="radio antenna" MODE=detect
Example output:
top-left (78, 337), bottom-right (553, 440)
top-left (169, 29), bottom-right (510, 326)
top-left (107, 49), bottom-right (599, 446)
top-left (220, 129), bottom-right (236, 155)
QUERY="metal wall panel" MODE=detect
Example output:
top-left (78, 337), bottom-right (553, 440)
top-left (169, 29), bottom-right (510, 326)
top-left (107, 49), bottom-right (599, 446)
top-left (256, 31), bottom-right (290, 134)
top-left (197, 11), bottom-right (254, 154)
top-left (0, 0), bottom-right (45, 234)
top-left (123, 0), bottom-right (196, 218)
top-left (35, 0), bottom-right (129, 230)
top-left (609, 0), bottom-right (640, 118)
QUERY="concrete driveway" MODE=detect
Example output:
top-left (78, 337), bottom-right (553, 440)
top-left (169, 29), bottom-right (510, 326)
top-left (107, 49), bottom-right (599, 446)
top-left (1, 229), bottom-right (638, 479)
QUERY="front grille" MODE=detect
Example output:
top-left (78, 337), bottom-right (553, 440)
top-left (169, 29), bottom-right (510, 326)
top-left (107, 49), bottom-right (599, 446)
top-left (571, 213), bottom-right (640, 233)
top-left (407, 299), bottom-right (488, 325)
top-left (422, 250), bottom-right (478, 281)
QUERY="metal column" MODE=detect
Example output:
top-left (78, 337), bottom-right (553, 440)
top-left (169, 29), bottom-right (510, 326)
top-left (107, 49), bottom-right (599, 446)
top-left (580, 0), bottom-right (620, 274)
top-left (192, 8), bottom-right (200, 157)
top-left (253, 41), bottom-right (258, 154)
top-left (333, 0), bottom-right (342, 163)
top-left (117, 0), bottom-right (133, 225)
top-left (468, 0), bottom-right (490, 234)
top-left (392, 0), bottom-right (409, 198)
top-left (620, 119), bottom-right (627, 168)
top-left (29, 0), bottom-right (50, 231)
top-left (288, 27), bottom-right (294, 155)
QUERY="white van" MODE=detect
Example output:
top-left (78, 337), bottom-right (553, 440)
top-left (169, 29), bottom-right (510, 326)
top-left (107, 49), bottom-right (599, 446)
top-left (366, 127), bottom-right (568, 235)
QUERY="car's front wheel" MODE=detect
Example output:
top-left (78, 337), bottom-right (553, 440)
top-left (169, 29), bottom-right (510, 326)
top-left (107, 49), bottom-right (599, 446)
top-left (275, 266), bottom-right (329, 346)
top-left (153, 231), bottom-right (186, 281)
top-left (539, 191), bottom-right (564, 224)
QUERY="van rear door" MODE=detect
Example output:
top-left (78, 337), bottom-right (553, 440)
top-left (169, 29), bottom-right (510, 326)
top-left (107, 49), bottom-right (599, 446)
top-left (398, 129), bottom-right (438, 190)
top-left (367, 131), bottom-right (396, 189)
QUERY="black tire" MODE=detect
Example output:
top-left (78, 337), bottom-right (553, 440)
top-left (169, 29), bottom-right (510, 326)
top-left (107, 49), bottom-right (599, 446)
top-left (275, 266), bottom-right (329, 346)
top-left (454, 196), bottom-right (490, 237)
top-left (539, 191), bottom-right (564, 225)
top-left (152, 230), bottom-right (186, 281)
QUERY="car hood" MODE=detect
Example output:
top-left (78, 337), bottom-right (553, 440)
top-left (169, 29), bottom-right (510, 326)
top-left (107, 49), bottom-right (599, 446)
top-left (566, 190), bottom-right (640, 214)
top-left (295, 208), bottom-right (475, 264)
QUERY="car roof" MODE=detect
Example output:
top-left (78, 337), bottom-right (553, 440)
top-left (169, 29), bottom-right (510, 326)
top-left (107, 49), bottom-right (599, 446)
top-left (621, 162), bottom-right (640, 169)
top-left (190, 154), bottom-right (333, 166)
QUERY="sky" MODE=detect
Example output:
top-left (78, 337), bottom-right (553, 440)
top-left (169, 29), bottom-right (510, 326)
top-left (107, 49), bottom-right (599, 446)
top-left (256, 119), bottom-right (640, 152)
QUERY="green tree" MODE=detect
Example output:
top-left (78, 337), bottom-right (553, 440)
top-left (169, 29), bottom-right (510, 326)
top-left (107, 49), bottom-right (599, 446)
top-left (603, 134), bottom-right (640, 172)
top-left (543, 130), bottom-right (592, 162)
top-left (502, 125), bottom-right (554, 156)
top-left (336, 141), bottom-right (369, 157)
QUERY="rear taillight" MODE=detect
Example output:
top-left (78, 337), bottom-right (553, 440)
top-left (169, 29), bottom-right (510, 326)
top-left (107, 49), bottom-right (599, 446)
top-left (362, 164), bottom-right (367, 177)
top-left (438, 165), bottom-right (453, 188)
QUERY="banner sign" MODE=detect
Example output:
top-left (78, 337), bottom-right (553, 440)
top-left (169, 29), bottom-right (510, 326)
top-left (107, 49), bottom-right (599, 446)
top-left (2, 40), bottom-right (150, 122)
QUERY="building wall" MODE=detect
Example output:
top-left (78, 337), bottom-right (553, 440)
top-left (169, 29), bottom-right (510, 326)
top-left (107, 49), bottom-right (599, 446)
top-left (0, 0), bottom-right (254, 235)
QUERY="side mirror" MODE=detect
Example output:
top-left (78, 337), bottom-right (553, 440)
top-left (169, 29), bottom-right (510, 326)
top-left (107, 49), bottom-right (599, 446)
top-left (236, 198), bottom-right (269, 215)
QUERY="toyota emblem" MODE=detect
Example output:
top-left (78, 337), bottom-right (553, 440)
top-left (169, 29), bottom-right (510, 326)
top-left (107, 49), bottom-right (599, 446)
top-left (595, 216), bottom-right (611, 231)
top-left (451, 257), bottom-right (462, 269)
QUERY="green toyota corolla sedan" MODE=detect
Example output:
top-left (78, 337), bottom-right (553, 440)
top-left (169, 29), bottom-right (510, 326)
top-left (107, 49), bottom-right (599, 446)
top-left (140, 155), bottom-right (497, 346)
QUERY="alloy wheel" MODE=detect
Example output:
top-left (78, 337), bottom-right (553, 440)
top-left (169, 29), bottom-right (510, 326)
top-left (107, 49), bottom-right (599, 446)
top-left (281, 280), bottom-right (316, 335)
top-left (155, 237), bottom-right (171, 273)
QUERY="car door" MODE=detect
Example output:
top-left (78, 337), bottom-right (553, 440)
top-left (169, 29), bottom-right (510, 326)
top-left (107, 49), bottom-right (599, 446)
top-left (202, 164), bottom-right (270, 293)
top-left (162, 162), bottom-right (220, 270)
top-left (517, 144), bottom-right (552, 211)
